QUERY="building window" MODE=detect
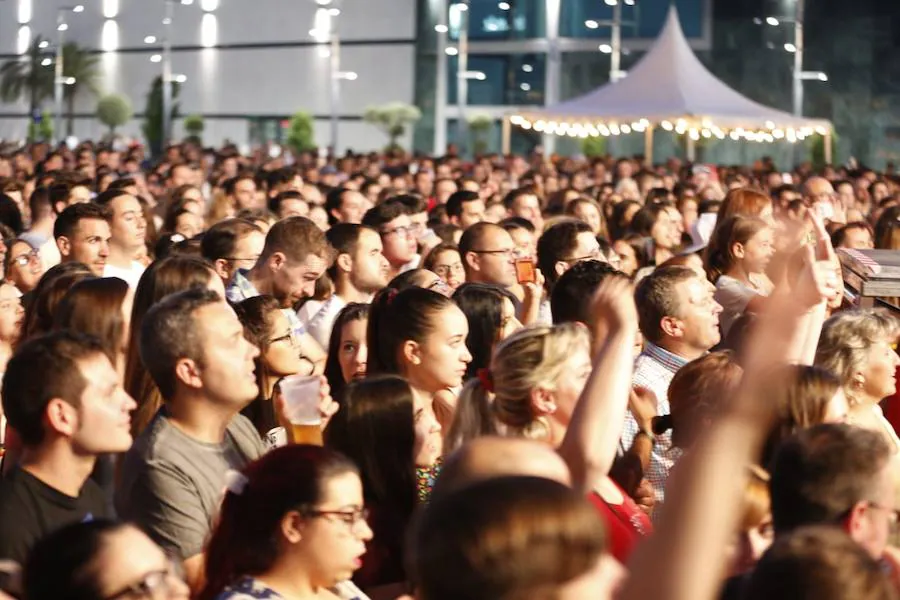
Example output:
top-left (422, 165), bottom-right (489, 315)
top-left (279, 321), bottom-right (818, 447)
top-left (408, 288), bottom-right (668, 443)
top-left (447, 53), bottom-right (545, 105)
top-left (449, 0), bottom-right (546, 41)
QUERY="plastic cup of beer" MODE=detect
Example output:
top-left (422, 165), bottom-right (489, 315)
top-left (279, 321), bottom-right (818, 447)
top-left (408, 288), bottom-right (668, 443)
top-left (279, 374), bottom-right (323, 445)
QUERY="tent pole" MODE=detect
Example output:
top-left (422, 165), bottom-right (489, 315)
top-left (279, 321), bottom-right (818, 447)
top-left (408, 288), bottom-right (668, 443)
top-left (686, 135), bottom-right (696, 162)
top-left (644, 125), bottom-right (655, 166)
top-left (824, 130), bottom-right (833, 165)
top-left (501, 116), bottom-right (512, 156)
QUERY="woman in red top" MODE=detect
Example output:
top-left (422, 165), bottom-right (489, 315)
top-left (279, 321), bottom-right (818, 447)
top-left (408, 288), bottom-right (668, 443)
top-left (450, 277), bottom-right (648, 562)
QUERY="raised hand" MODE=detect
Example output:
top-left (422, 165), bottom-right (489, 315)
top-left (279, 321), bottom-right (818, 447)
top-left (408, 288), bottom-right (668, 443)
top-left (590, 274), bottom-right (638, 339)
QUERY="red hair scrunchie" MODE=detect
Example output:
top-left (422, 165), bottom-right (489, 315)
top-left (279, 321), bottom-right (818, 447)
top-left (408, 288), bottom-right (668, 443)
top-left (477, 368), bottom-right (494, 393)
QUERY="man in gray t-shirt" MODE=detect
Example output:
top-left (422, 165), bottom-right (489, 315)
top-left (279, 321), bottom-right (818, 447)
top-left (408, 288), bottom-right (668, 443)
top-left (114, 288), bottom-right (265, 591)
top-left (116, 408), bottom-right (264, 560)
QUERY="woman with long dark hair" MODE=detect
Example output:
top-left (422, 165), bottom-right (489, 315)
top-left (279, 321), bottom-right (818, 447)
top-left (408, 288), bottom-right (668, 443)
top-left (452, 283), bottom-right (521, 381)
top-left (199, 445), bottom-right (372, 600)
top-left (233, 295), bottom-right (313, 446)
top-left (367, 286), bottom-right (471, 450)
top-left (124, 256), bottom-right (226, 436)
top-left (54, 277), bottom-right (133, 380)
top-left (324, 303), bottom-right (370, 405)
top-left (324, 375), bottom-right (442, 594)
top-left (22, 261), bottom-right (94, 340)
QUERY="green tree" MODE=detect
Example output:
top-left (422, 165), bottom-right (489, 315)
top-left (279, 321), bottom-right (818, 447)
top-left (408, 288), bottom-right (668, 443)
top-left (468, 114), bottom-right (493, 155)
top-left (582, 136), bottom-right (607, 158)
top-left (96, 94), bottom-right (133, 135)
top-left (61, 42), bottom-right (101, 137)
top-left (183, 114), bottom-right (204, 142)
top-left (0, 36), bottom-right (54, 137)
top-left (142, 75), bottom-right (180, 157)
top-left (363, 102), bottom-right (422, 150)
top-left (285, 111), bottom-right (316, 154)
top-left (27, 111), bottom-right (53, 142)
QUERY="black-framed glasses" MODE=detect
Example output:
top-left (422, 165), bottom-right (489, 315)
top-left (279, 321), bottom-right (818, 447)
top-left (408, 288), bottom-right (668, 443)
top-left (563, 249), bottom-right (603, 264)
top-left (381, 225), bottom-right (414, 239)
top-left (104, 559), bottom-right (185, 600)
top-left (471, 248), bottom-right (516, 257)
top-left (303, 507), bottom-right (370, 527)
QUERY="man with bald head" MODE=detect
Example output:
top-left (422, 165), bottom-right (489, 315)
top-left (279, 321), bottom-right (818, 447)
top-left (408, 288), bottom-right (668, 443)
top-left (432, 437), bottom-right (571, 499)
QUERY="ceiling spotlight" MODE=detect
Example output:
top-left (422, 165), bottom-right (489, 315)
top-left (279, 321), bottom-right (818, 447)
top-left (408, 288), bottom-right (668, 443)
top-left (435, 24), bottom-right (448, 33)
top-left (599, 43), bottom-right (612, 54)
top-left (522, 64), bottom-right (533, 72)
top-left (150, 54), bottom-right (162, 63)
top-left (72, 5), bottom-right (85, 13)
top-left (144, 35), bottom-right (157, 44)
top-left (445, 47), bottom-right (459, 56)
top-left (41, 58), bottom-right (52, 66)
top-left (498, 1), bottom-right (510, 9)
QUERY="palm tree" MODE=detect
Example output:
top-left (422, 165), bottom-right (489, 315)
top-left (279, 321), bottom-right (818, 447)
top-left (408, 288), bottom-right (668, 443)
top-left (61, 42), bottom-right (101, 137)
top-left (0, 36), bottom-right (54, 129)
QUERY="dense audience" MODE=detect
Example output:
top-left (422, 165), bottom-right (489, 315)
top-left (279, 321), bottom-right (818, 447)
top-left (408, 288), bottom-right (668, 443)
top-left (0, 138), bottom-right (897, 599)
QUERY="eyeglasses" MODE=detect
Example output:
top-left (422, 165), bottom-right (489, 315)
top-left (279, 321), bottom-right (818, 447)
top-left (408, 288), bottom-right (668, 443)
top-left (104, 559), bottom-right (185, 600)
top-left (428, 278), bottom-right (452, 297)
top-left (381, 225), bottom-right (414, 239)
top-left (12, 249), bottom-right (39, 267)
top-left (224, 256), bottom-right (260, 264)
top-left (433, 263), bottom-right (464, 277)
top-left (866, 501), bottom-right (900, 528)
top-left (471, 248), bottom-right (516, 258)
top-left (563, 248), bottom-right (603, 263)
top-left (270, 330), bottom-right (300, 348)
top-left (304, 507), bottom-right (370, 527)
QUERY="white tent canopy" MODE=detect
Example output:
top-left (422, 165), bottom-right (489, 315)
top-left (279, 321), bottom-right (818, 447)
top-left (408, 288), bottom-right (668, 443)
top-left (507, 6), bottom-right (832, 159)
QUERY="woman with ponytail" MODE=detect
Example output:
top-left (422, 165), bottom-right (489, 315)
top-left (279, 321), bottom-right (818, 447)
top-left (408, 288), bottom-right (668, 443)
top-left (367, 286), bottom-right (472, 449)
top-left (447, 276), bottom-right (653, 562)
top-left (199, 445), bottom-right (372, 600)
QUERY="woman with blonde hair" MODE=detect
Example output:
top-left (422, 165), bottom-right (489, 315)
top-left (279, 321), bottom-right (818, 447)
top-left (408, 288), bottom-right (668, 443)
top-left (448, 277), bottom-right (651, 562)
top-left (815, 308), bottom-right (900, 451)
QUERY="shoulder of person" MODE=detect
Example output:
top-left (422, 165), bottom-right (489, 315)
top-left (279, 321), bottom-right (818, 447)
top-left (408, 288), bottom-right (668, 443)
top-left (227, 414), bottom-right (268, 460)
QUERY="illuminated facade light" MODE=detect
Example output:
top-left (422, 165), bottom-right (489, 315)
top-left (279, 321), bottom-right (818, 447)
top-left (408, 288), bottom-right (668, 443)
top-left (200, 0), bottom-right (219, 11)
top-left (201, 13), bottom-right (218, 47)
top-left (103, 0), bottom-right (119, 19)
top-left (150, 54), bottom-right (162, 63)
top-left (17, 25), bottom-right (31, 55)
top-left (101, 19), bottom-right (119, 52)
top-left (18, 0), bottom-right (32, 24)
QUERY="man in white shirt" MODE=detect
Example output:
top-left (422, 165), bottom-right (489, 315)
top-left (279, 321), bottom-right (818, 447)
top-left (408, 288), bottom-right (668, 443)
top-left (306, 224), bottom-right (390, 347)
top-left (95, 189), bottom-right (147, 288)
top-left (622, 266), bottom-right (723, 502)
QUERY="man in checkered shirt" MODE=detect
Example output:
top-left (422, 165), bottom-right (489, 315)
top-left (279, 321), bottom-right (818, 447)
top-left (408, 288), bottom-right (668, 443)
top-left (622, 266), bottom-right (723, 503)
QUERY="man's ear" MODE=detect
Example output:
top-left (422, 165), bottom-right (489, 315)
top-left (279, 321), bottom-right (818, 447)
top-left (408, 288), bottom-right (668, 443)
top-left (45, 398), bottom-right (78, 438)
top-left (56, 236), bottom-right (71, 258)
top-left (659, 315), bottom-right (683, 339)
top-left (174, 357), bottom-right (203, 390)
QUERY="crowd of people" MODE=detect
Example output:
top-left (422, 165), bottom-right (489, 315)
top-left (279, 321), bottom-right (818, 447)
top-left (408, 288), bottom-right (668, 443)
top-left (0, 139), bottom-right (898, 599)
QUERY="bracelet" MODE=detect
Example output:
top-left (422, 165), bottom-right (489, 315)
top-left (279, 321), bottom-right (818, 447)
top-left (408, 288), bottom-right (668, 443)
top-left (636, 429), bottom-right (655, 444)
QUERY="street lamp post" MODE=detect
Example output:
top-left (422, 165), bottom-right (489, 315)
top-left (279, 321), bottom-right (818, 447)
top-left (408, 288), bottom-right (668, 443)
top-left (791, 0), bottom-right (804, 117)
top-left (53, 5), bottom-right (83, 145)
top-left (329, 12), bottom-right (340, 153)
top-left (455, 1), bottom-right (470, 156)
top-left (161, 0), bottom-right (174, 148)
top-left (433, 0), bottom-right (449, 156)
top-left (610, 0), bottom-right (623, 83)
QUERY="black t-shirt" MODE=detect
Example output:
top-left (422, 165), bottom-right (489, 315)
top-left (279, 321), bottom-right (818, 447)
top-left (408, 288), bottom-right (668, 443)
top-left (0, 467), bottom-right (110, 565)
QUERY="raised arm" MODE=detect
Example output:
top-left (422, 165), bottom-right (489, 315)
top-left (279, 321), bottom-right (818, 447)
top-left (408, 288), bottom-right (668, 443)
top-left (620, 272), bottom-right (832, 600)
top-left (557, 276), bottom-right (638, 493)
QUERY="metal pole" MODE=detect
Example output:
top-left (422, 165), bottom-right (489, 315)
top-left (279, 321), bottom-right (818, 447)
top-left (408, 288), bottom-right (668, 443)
top-left (644, 124), bottom-right (654, 165)
top-left (543, 0), bottom-right (561, 155)
top-left (501, 115), bottom-right (511, 155)
top-left (162, 0), bottom-right (174, 148)
top-left (433, 0), bottom-right (448, 156)
top-left (329, 17), bottom-right (340, 153)
top-left (456, 0), bottom-right (469, 156)
top-left (610, 0), bottom-right (622, 82)
top-left (792, 0), bottom-right (804, 117)
top-left (54, 11), bottom-right (65, 145)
